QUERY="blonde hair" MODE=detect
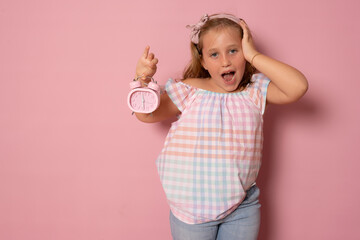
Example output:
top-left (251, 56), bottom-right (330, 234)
top-left (183, 16), bottom-right (254, 89)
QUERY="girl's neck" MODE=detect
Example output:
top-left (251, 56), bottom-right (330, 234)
top-left (184, 77), bottom-right (246, 93)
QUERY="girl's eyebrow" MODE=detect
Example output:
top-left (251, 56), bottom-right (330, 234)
top-left (207, 48), bottom-right (218, 53)
top-left (227, 44), bottom-right (240, 48)
top-left (207, 44), bottom-right (240, 52)
top-left (206, 46), bottom-right (219, 52)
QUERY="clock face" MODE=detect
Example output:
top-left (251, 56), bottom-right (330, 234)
top-left (129, 90), bottom-right (158, 113)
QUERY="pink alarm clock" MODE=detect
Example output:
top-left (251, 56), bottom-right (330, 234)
top-left (127, 77), bottom-right (161, 113)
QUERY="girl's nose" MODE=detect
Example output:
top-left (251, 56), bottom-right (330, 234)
top-left (221, 55), bottom-right (231, 67)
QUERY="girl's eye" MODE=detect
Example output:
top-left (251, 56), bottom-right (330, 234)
top-left (229, 49), bottom-right (238, 54)
top-left (210, 52), bottom-right (218, 58)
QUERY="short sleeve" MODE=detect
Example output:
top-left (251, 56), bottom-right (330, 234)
top-left (165, 78), bottom-right (197, 112)
top-left (246, 73), bottom-right (271, 115)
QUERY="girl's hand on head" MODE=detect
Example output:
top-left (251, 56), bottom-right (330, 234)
top-left (135, 46), bottom-right (159, 81)
top-left (239, 20), bottom-right (260, 63)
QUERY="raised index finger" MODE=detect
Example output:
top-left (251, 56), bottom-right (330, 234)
top-left (143, 46), bottom-right (150, 58)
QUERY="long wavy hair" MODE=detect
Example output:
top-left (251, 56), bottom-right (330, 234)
top-left (183, 16), bottom-right (254, 89)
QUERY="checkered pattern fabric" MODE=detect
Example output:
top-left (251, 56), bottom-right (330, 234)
top-left (156, 73), bottom-right (270, 224)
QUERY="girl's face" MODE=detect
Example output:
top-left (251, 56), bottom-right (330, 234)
top-left (201, 27), bottom-right (246, 93)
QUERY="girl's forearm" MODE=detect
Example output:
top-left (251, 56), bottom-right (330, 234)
top-left (134, 93), bottom-right (181, 123)
top-left (252, 53), bottom-right (308, 102)
top-left (134, 112), bottom-right (153, 123)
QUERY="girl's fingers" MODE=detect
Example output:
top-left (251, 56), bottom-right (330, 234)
top-left (144, 46), bottom-right (156, 62)
top-left (239, 20), bottom-right (249, 33)
top-left (241, 22), bottom-right (253, 42)
top-left (148, 53), bottom-right (155, 60)
top-left (239, 20), bottom-right (258, 61)
top-left (240, 21), bottom-right (248, 35)
top-left (139, 46), bottom-right (158, 77)
top-left (150, 58), bottom-right (158, 69)
top-left (239, 19), bottom-right (248, 28)
top-left (143, 46), bottom-right (150, 59)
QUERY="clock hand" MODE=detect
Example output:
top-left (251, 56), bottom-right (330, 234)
top-left (141, 93), bottom-right (144, 109)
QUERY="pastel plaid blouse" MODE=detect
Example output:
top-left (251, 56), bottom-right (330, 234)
top-left (156, 73), bottom-right (270, 224)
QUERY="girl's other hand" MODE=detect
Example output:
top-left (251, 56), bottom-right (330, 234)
top-left (239, 20), bottom-right (260, 63)
top-left (135, 46), bottom-right (159, 81)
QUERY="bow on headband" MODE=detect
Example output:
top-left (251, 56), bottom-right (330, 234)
top-left (186, 13), bottom-right (241, 44)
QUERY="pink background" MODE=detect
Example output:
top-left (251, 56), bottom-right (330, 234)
top-left (1, 0), bottom-right (359, 239)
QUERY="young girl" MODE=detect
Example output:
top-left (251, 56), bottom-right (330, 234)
top-left (133, 13), bottom-right (308, 240)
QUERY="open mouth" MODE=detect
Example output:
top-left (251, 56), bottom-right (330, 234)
top-left (221, 71), bottom-right (236, 83)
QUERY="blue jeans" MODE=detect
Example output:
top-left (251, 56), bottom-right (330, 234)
top-left (169, 185), bottom-right (261, 240)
